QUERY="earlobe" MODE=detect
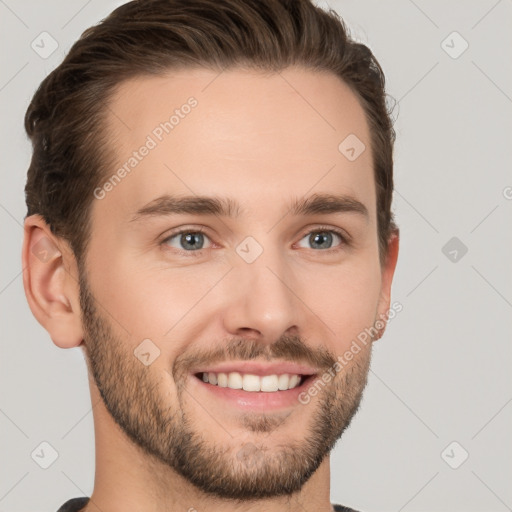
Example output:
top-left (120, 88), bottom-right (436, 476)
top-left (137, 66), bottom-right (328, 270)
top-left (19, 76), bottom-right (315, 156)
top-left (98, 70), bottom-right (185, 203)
top-left (22, 215), bottom-right (84, 349)
top-left (375, 229), bottom-right (400, 341)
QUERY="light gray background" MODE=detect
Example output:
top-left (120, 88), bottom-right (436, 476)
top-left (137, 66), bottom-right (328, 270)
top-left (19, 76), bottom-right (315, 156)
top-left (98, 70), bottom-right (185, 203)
top-left (1, 1), bottom-right (511, 511)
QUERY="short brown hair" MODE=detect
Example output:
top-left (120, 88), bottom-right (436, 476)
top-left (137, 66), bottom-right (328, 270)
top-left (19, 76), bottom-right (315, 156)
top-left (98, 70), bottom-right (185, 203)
top-left (24, 0), bottom-right (397, 269)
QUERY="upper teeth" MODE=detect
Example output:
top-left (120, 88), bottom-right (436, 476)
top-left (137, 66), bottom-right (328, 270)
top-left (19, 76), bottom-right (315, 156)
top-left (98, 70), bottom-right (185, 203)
top-left (201, 372), bottom-right (302, 392)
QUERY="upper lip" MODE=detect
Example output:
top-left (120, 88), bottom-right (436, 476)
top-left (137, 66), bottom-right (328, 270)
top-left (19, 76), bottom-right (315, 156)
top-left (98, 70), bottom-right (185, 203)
top-left (192, 361), bottom-right (319, 377)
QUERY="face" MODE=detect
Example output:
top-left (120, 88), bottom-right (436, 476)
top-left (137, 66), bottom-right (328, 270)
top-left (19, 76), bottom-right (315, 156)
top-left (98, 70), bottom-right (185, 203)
top-left (79, 66), bottom-right (394, 499)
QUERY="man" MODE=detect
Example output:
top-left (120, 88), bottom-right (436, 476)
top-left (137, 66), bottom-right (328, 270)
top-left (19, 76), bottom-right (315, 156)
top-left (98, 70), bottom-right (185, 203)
top-left (22, 0), bottom-right (399, 511)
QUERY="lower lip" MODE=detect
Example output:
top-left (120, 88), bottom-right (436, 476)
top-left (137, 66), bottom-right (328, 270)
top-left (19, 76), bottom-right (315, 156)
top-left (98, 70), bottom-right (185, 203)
top-left (190, 374), bottom-right (317, 411)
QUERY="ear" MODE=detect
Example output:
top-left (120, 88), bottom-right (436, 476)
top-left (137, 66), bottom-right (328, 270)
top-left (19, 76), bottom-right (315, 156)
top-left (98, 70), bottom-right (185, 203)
top-left (374, 229), bottom-right (400, 341)
top-left (22, 214), bottom-right (84, 349)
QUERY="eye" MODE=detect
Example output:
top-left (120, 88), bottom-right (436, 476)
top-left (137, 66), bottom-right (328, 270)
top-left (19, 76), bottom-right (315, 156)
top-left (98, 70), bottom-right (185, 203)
top-left (162, 229), bottom-right (213, 253)
top-left (296, 228), bottom-right (347, 251)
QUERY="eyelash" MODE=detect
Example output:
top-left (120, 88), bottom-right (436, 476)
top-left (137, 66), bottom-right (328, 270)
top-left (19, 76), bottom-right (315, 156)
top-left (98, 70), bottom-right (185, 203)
top-left (160, 225), bottom-right (350, 258)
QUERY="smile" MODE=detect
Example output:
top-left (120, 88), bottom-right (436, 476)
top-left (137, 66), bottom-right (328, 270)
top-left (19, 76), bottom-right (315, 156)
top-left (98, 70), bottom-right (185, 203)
top-left (197, 371), bottom-right (304, 392)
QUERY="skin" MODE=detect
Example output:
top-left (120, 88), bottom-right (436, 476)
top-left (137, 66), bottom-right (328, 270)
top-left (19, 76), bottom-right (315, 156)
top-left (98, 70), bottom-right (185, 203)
top-left (22, 66), bottom-right (399, 512)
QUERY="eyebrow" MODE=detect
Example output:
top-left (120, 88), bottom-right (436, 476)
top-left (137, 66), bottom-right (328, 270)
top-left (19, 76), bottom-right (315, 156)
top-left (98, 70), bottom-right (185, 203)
top-left (129, 193), bottom-right (369, 223)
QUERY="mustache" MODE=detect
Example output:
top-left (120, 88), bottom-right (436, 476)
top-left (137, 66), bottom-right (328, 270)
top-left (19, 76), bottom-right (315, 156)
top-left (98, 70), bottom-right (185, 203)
top-left (173, 334), bottom-right (337, 380)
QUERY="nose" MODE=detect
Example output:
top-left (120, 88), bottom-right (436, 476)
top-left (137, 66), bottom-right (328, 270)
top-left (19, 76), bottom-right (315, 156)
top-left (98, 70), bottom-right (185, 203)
top-left (222, 247), bottom-right (301, 344)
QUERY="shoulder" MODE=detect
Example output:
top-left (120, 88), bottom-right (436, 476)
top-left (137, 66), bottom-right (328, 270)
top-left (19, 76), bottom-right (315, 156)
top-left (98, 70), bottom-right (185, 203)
top-left (58, 498), bottom-right (357, 512)
top-left (332, 504), bottom-right (361, 512)
top-left (56, 497), bottom-right (90, 512)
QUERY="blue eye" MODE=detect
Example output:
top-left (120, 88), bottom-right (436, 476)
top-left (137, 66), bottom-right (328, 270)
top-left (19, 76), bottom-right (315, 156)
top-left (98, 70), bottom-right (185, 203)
top-left (161, 226), bottom-right (348, 257)
top-left (297, 229), bottom-right (346, 250)
top-left (162, 230), bottom-right (212, 253)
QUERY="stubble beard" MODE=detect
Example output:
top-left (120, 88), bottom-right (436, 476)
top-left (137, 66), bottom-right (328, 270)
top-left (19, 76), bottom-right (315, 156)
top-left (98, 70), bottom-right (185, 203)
top-left (78, 267), bottom-right (373, 500)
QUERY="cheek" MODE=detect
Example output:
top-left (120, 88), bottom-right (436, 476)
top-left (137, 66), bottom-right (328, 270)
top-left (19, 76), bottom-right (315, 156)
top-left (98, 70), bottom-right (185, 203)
top-left (89, 251), bottom-right (224, 349)
top-left (87, 236), bottom-right (382, 357)
top-left (307, 260), bottom-right (382, 346)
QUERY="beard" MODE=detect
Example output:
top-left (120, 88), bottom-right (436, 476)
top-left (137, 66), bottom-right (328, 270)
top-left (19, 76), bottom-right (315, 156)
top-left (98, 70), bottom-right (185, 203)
top-left (78, 266), bottom-right (373, 501)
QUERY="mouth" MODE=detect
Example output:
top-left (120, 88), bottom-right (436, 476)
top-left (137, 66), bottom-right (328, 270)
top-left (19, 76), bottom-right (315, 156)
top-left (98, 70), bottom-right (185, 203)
top-left (194, 371), bottom-right (313, 392)
top-left (189, 363), bottom-right (319, 411)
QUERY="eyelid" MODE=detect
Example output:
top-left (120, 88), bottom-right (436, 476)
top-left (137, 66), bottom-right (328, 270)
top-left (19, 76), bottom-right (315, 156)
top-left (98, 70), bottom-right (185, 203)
top-left (295, 224), bottom-right (350, 249)
top-left (160, 224), bottom-right (351, 256)
top-left (160, 226), bottom-right (214, 256)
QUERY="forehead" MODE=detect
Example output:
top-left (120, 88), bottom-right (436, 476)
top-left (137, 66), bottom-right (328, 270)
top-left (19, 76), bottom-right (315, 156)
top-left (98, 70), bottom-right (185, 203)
top-left (94, 66), bottom-right (374, 228)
